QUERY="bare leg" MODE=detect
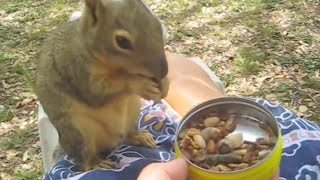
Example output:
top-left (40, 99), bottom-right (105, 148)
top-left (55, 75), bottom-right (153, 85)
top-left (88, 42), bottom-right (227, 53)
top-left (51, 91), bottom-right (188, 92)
top-left (164, 52), bottom-right (225, 116)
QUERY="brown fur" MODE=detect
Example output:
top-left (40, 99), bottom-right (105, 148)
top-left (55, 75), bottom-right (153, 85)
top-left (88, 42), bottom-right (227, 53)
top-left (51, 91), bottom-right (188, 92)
top-left (36, 0), bottom-right (169, 171)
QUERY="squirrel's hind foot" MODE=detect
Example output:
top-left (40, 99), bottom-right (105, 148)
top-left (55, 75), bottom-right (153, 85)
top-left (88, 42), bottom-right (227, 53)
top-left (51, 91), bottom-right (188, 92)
top-left (93, 159), bottom-right (117, 170)
top-left (127, 130), bottom-right (157, 149)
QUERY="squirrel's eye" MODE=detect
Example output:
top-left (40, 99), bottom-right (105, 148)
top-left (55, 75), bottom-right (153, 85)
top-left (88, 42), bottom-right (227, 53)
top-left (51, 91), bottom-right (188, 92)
top-left (115, 36), bottom-right (133, 51)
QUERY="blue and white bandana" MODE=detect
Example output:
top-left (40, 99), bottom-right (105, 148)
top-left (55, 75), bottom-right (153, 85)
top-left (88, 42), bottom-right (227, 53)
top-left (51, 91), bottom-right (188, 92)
top-left (43, 98), bottom-right (320, 180)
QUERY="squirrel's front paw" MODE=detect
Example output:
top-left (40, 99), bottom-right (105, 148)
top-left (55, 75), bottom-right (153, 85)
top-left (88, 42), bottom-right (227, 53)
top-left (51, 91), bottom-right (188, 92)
top-left (129, 75), bottom-right (162, 101)
top-left (93, 159), bottom-right (117, 170)
top-left (159, 77), bottom-right (169, 99)
top-left (126, 130), bottom-right (156, 149)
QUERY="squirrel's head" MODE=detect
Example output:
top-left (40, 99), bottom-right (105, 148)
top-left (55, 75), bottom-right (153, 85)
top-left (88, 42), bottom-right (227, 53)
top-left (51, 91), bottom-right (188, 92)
top-left (80, 0), bottom-right (168, 80)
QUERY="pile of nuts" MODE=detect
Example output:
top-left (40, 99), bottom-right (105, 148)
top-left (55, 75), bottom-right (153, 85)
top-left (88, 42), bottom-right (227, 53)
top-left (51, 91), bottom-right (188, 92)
top-left (177, 115), bottom-right (277, 172)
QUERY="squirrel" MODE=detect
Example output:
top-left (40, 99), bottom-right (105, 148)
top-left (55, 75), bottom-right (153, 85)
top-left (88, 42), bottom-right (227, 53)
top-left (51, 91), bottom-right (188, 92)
top-left (35, 0), bottom-right (169, 171)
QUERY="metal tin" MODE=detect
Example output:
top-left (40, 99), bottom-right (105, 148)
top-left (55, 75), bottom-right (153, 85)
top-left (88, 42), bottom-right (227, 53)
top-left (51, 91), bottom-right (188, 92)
top-left (175, 96), bottom-right (283, 180)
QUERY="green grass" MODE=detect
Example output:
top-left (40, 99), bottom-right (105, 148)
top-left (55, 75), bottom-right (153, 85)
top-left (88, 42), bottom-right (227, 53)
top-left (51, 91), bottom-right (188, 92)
top-left (243, 15), bottom-right (259, 27)
top-left (199, 0), bottom-right (222, 7)
top-left (0, 25), bottom-right (24, 42)
top-left (27, 26), bottom-right (49, 41)
top-left (0, 129), bottom-right (34, 150)
top-left (311, 112), bottom-right (320, 124)
top-left (0, 109), bottom-right (14, 122)
top-left (235, 57), bottom-right (261, 75)
top-left (12, 170), bottom-right (42, 180)
top-left (0, 52), bottom-right (19, 62)
top-left (19, 10), bottom-right (41, 22)
top-left (1, 1), bottom-right (31, 13)
top-left (235, 47), bottom-right (265, 75)
top-left (0, 97), bottom-right (15, 122)
top-left (171, 27), bottom-right (188, 41)
top-left (221, 73), bottom-right (236, 87)
top-left (298, 33), bottom-right (314, 45)
top-left (257, 24), bottom-right (280, 39)
top-left (14, 65), bottom-right (35, 92)
top-left (274, 83), bottom-right (290, 93)
top-left (274, 55), bottom-right (320, 73)
top-left (303, 76), bottom-right (320, 90)
top-left (0, 0), bottom-right (79, 154)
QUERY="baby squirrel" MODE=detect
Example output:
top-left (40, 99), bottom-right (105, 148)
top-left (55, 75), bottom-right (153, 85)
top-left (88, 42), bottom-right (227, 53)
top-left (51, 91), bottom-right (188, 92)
top-left (35, 0), bottom-right (169, 171)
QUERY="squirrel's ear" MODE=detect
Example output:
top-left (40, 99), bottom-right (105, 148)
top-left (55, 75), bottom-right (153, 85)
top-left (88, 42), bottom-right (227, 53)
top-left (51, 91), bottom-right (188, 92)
top-left (84, 0), bottom-right (102, 26)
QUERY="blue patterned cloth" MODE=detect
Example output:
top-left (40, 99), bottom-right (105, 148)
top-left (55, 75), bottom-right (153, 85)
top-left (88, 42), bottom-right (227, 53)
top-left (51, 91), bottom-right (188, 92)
top-left (43, 98), bottom-right (320, 180)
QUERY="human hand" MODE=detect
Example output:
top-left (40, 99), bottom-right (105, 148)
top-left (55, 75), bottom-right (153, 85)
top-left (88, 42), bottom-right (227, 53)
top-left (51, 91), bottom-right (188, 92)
top-left (270, 168), bottom-right (280, 180)
top-left (137, 158), bottom-right (188, 180)
top-left (137, 158), bottom-right (279, 180)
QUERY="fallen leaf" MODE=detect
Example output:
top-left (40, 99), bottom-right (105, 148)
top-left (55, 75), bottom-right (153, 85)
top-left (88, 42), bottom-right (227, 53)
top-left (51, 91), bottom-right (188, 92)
top-left (0, 152), bottom-right (5, 159)
top-left (299, 105), bottom-right (308, 113)
top-left (315, 70), bottom-right (319, 78)
top-left (23, 151), bottom-right (30, 162)
top-left (15, 101), bottom-right (22, 108)
top-left (6, 150), bottom-right (19, 160)
top-left (0, 172), bottom-right (11, 180)
top-left (313, 94), bottom-right (320, 103)
top-left (22, 163), bottom-right (32, 169)
top-left (21, 98), bottom-right (33, 106)
top-left (1, 80), bottom-right (9, 89)
top-left (275, 74), bottom-right (285, 79)
top-left (266, 94), bottom-right (277, 100)
top-left (29, 110), bottom-right (35, 115)
top-left (275, 66), bottom-right (282, 74)
top-left (20, 110), bottom-right (28, 115)
top-left (276, 93), bottom-right (288, 96)
top-left (12, 96), bottom-right (19, 100)
top-left (307, 102), bottom-right (315, 107)
top-left (11, 117), bottom-right (20, 122)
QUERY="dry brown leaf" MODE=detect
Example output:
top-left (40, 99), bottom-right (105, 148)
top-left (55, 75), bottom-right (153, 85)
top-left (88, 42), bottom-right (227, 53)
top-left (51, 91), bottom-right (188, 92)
top-left (307, 102), bottom-right (315, 107)
top-left (275, 74), bottom-right (286, 79)
top-left (0, 172), bottom-right (12, 180)
top-left (0, 152), bottom-right (5, 159)
top-left (15, 101), bottom-right (22, 108)
top-left (22, 163), bottom-right (32, 170)
top-left (23, 151), bottom-right (30, 162)
top-left (266, 94), bottom-right (277, 100)
top-left (12, 96), bottom-right (19, 100)
top-left (299, 105), bottom-right (308, 113)
top-left (275, 66), bottom-right (282, 74)
top-left (1, 80), bottom-right (9, 89)
top-left (314, 94), bottom-right (320, 102)
top-left (276, 93), bottom-right (288, 96)
top-left (6, 150), bottom-right (19, 160)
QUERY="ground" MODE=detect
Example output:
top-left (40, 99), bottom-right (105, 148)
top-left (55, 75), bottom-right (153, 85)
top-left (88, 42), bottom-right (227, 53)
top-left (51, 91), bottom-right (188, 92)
top-left (0, 0), bottom-right (319, 179)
